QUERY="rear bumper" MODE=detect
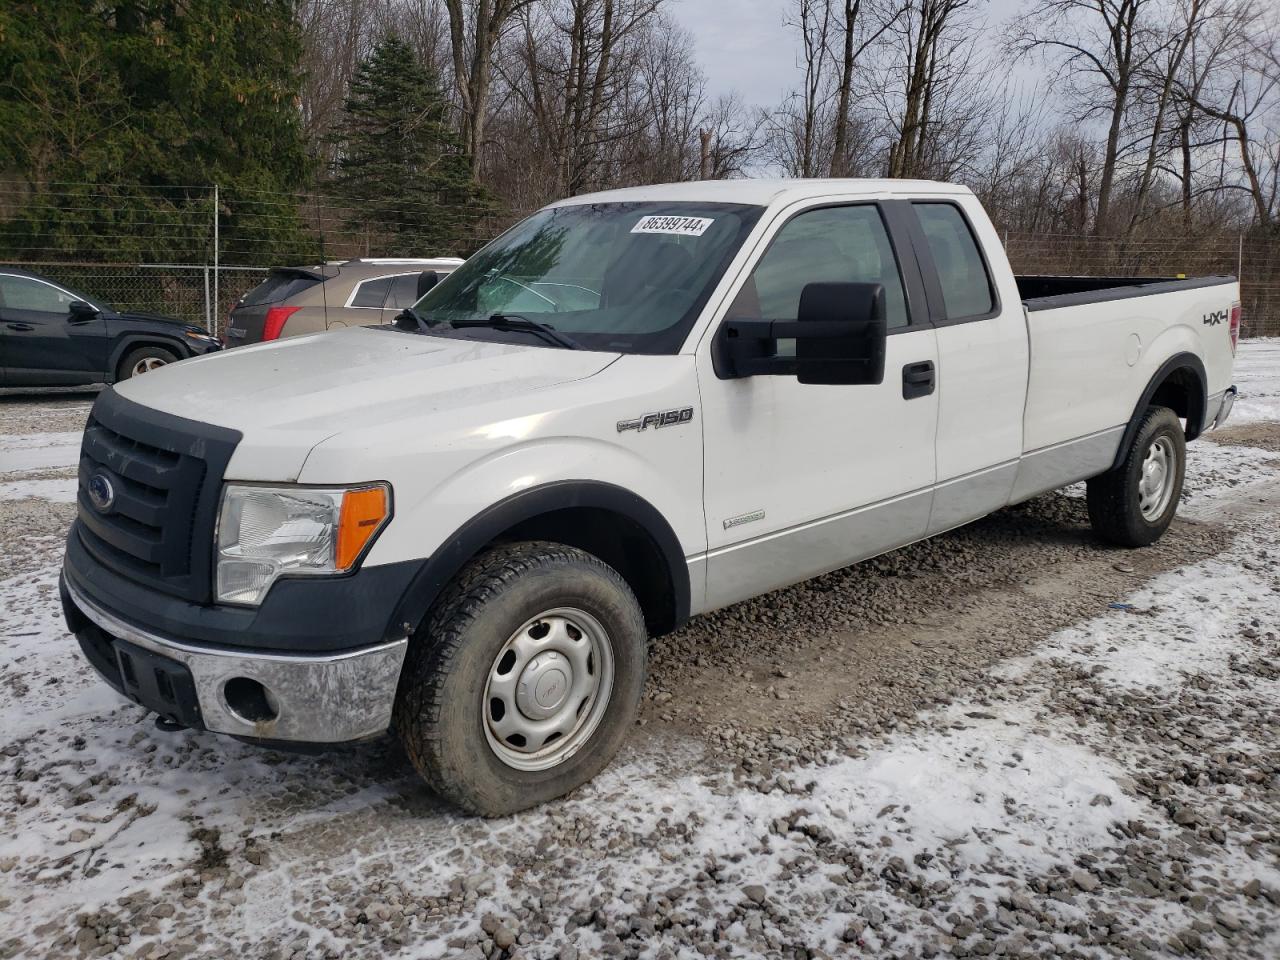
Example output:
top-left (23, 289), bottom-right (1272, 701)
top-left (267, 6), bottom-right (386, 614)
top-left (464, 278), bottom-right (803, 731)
top-left (1206, 386), bottom-right (1237, 431)
top-left (62, 574), bottom-right (407, 743)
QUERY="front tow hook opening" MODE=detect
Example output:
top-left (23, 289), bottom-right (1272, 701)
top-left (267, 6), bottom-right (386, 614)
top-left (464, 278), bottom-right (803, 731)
top-left (223, 677), bottom-right (280, 725)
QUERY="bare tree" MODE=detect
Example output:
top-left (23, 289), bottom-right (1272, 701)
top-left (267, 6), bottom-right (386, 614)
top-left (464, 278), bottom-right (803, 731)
top-left (1173, 0), bottom-right (1280, 228)
top-left (830, 0), bottom-right (905, 175)
top-left (444, 0), bottom-right (539, 179)
top-left (1013, 0), bottom-right (1169, 233)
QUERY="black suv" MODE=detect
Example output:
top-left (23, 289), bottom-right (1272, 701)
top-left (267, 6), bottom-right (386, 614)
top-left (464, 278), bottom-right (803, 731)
top-left (0, 268), bottom-right (220, 388)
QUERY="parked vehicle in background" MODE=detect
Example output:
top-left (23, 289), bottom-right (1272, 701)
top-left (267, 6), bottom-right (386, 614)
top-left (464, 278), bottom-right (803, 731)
top-left (0, 267), bottom-right (220, 388)
top-left (60, 179), bottom-right (1239, 816)
top-left (225, 257), bottom-right (465, 346)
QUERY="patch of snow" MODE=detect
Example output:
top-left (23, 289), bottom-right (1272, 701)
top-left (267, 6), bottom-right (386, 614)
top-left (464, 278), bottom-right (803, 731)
top-left (0, 476), bottom-right (79, 502)
top-left (1231, 338), bottom-right (1280, 423)
top-left (0, 431), bottom-right (82, 473)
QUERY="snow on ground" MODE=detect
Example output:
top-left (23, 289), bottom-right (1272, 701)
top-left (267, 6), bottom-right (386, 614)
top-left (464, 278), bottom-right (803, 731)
top-left (0, 432), bottom-right (82, 474)
top-left (0, 342), bottom-right (1278, 958)
top-left (1231, 338), bottom-right (1280, 422)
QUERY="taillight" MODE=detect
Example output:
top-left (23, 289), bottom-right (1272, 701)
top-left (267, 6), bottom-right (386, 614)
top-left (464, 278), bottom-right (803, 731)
top-left (1229, 302), bottom-right (1241, 355)
top-left (263, 305), bottom-right (301, 341)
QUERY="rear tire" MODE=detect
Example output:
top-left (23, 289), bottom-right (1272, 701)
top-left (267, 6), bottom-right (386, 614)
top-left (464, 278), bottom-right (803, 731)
top-left (393, 541), bottom-right (647, 816)
top-left (1086, 406), bottom-right (1186, 547)
top-left (117, 345), bottom-right (178, 381)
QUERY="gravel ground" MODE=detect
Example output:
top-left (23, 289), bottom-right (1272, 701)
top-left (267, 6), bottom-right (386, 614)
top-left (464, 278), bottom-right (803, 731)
top-left (1, 343), bottom-right (1279, 959)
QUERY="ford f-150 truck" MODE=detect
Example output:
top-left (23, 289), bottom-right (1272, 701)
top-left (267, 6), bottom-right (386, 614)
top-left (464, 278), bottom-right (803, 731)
top-left (60, 179), bottom-right (1239, 815)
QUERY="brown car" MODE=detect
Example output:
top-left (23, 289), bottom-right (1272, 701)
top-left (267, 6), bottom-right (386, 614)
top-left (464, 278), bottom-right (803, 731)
top-left (224, 257), bottom-right (464, 346)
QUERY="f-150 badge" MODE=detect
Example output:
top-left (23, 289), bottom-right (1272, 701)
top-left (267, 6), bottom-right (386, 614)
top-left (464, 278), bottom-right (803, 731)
top-left (617, 407), bottom-right (695, 432)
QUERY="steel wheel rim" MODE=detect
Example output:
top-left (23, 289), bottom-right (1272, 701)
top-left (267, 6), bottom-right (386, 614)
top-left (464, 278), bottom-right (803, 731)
top-left (1138, 436), bottom-right (1176, 521)
top-left (132, 357), bottom-right (167, 376)
top-left (482, 607), bottom-right (614, 772)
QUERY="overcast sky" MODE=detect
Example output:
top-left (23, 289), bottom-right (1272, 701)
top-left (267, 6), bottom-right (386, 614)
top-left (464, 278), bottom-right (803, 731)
top-left (667, 0), bottom-right (1036, 109)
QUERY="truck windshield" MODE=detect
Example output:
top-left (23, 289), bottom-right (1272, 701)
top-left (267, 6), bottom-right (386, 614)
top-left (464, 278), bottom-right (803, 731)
top-left (412, 201), bottom-right (763, 353)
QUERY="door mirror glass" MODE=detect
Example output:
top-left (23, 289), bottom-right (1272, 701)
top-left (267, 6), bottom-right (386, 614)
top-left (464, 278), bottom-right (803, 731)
top-left (68, 299), bottom-right (99, 321)
top-left (717, 281), bottom-right (888, 385)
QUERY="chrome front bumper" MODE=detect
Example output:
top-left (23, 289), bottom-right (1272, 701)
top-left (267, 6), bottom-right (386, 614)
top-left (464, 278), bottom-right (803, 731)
top-left (64, 576), bottom-right (407, 743)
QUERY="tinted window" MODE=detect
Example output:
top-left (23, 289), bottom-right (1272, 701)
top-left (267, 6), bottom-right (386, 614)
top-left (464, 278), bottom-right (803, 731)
top-left (913, 203), bottom-right (994, 319)
top-left (0, 275), bottom-right (78, 313)
top-left (351, 277), bottom-right (394, 308)
top-left (240, 271), bottom-right (320, 306)
top-left (732, 205), bottom-right (910, 338)
top-left (385, 273), bottom-right (420, 309)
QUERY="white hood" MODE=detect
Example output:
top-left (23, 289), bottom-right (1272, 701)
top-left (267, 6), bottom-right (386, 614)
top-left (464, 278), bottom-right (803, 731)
top-left (114, 326), bottom-right (618, 480)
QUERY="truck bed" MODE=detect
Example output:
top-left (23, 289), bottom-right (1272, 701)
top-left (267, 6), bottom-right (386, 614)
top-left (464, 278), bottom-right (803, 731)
top-left (1017, 274), bottom-right (1235, 311)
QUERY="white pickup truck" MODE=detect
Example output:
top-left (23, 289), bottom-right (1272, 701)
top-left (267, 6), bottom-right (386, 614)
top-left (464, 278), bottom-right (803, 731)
top-left (61, 179), bottom-right (1239, 815)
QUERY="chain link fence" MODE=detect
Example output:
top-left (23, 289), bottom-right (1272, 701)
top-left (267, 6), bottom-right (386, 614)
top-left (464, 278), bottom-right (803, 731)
top-left (1, 181), bottom-right (1278, 337)
top-left (1002, 230), bottom-right (1280, 337)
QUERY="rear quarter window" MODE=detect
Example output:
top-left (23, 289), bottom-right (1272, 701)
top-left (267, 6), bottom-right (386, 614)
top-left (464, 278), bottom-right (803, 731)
top-left (350, 276), bottom-right (395, 308)
top-left (912, 203), bottom-right (995, 320)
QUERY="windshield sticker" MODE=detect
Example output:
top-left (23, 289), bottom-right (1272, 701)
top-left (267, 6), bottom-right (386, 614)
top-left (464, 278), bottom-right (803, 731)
top-left (630, 215), bottom-right (714, 237)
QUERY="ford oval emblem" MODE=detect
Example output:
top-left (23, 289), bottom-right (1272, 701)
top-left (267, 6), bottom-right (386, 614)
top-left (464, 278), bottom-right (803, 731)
top-left (87, 473), bottom-right (115, 513)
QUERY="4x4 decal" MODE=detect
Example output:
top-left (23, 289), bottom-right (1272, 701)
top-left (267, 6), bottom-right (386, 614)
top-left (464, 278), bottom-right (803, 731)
top-left (1203, 309), bottom-right (1228, 325)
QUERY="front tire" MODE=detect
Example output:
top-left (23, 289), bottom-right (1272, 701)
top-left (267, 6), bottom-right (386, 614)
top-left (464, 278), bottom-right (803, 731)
top-left (1087, 406), bottom-right (1186, 547)
top-left (117, 345), bottom-right (178, 381)
top-left (394, 541), bottom-right (648, 816)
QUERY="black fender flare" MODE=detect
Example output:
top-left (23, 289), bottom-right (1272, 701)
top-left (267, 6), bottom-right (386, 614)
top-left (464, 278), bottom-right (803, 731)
top-left (107, 333), bottom-right (193, 382)
top-left (1110, 352), bottom-right (1207, 470)
top-left (387, 480), bottom-right (691, 640)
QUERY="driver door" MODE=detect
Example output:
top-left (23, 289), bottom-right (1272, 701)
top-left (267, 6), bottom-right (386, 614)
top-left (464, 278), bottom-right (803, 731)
top-left (695, 201), bottom-right (939, 612)
top-left (0, 273), bottom-right (108, 386)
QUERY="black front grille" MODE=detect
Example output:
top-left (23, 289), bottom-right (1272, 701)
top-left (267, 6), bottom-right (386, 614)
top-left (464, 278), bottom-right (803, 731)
top-left (76, 389), bottom-right (241, 603)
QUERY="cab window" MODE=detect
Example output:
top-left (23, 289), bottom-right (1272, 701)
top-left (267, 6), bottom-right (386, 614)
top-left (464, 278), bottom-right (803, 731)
top-left (730, 205), bottom-right (910, 338)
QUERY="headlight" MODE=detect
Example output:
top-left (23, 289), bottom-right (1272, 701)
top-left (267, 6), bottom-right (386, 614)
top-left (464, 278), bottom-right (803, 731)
top-left (216, 483), bottom-right (391, 606)
top-left (185, 329), bottom-right (219, 344)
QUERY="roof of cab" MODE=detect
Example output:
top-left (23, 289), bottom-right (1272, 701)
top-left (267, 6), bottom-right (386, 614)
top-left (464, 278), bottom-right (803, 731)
top-left (549, 178), bottom-right (974, 209)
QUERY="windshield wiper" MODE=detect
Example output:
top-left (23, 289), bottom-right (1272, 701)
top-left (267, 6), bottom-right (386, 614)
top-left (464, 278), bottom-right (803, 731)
top-left (450, 314), bottom-right (581, 350)
top-left (393, 305), bottom-right (433, 332)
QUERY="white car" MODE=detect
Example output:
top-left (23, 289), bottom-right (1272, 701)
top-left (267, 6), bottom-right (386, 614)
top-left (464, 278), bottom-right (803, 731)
top-left (61, 178), bottom-right (1239, 815)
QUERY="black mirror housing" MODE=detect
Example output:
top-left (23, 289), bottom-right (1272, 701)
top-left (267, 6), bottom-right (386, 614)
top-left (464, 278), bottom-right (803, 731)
top-left (417, 270), bottom-right (441, 299)
top-left (795, 282), bottom-right (886, 385)
top-left (715, 281), bottom-right (888, 385)
top-left (68, 300), bottom-right (99, 321)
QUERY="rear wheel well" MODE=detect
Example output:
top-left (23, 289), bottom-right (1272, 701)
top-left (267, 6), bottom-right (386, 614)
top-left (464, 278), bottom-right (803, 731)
top-left (1148, 365), bottom-right (1206, 441)
top-left (495, 507), bottom-right (677, 635)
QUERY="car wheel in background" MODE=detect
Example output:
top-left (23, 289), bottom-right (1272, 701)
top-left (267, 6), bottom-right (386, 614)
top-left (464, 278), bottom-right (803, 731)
top-left (117, 345), bottom-right (178, 381)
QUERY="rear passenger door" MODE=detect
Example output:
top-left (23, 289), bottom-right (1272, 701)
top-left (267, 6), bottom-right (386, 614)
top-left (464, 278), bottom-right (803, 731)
top-left (906, 199), bottom-right (1029, 533)
top-left (696, 200), bottom-right (940, 612)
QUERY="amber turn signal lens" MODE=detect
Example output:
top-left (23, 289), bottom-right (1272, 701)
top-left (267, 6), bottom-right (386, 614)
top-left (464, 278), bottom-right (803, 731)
top-left (336, 486), bottom-right (389, 570)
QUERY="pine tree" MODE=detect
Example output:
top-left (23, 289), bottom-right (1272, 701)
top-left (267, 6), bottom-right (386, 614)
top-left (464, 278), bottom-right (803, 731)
top-left (0, 1), bottom-right (314, 264)
top-left (333, 34), bottom-right (486, 256)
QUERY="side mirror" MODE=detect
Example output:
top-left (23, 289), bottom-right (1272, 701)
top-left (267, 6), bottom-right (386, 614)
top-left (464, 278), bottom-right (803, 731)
top-left (68, 300), bottom-right (99, 322)
top-left (416, 270), bottom-right (441, 299)
top-left (714, 281), bottom-right (888, 385)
